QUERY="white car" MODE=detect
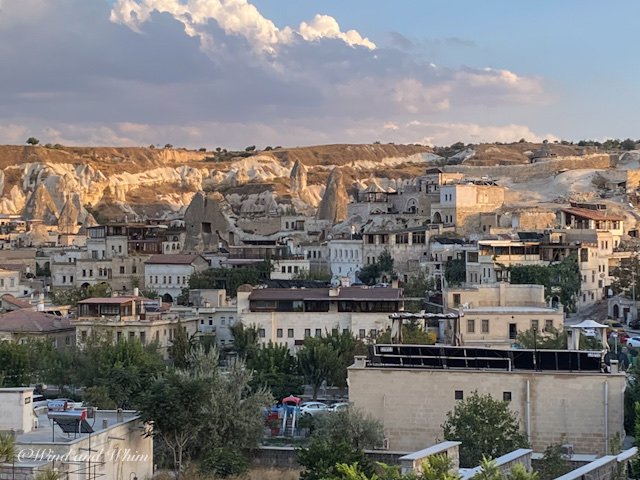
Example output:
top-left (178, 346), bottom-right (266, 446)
top-left (582, 328), bottom-right (597, 338)
top-left (626, 336), bottom-right (640, 348)
top-left (300, 401), bottom-right (329, 415)
top-left (328, 402), bottom-right (350, 412)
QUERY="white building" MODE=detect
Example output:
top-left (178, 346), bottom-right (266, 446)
top-left (327, 238), bottom-right (364, 285)
top-left (237, 285), bottom-right (404, 350)
top-left (144, 254), bottom-right (209, 303)
top-left (271, 258), bottom-right (312, 280)
top-left (0, 387), bottom-right (153, 480)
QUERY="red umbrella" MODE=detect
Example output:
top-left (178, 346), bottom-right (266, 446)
top-left (282, 395), bottom-right (301, 405)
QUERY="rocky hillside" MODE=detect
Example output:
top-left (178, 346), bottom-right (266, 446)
top-left (0, 141), bottom-right (624, 232)
top-left (0, 143), bottom-right (433, 225)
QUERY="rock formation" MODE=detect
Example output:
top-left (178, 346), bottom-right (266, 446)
top-left (316, 168), bottom-right (349, 224)
top-left (183, 191), bottom-right (235, 251)
top-left (58, 193), bottom-right (93, 234)
top-left (290, 160), bottom-right (307, 194)
top-left (23, 184), bottom-right (59, 225)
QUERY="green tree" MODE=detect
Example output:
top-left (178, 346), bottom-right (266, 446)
top-left (34, 470), bottom-right (61, 480)
top-left (187, 262), bottom-right (272, 297)
top-left (169, 321), bottom-right (198, 369)
top-left (403, 272), bottom-right (436, 298)
top-left (621, 138), bottom-right (637, 151)
top-left (138, 370), bottom-right (210, 479)
top-left (611, 255), bottom-right (640, 300)
top-left (26, 137), bottom-right (40, 146)
top-left (292, 269), bottom-right (332, 282)
top-left (536, 444), bottom-right (570, 480)
top-left (247, 342), bottom-right (304, 400)
top-left (444, 258), bottom-right (466, 287)
top-left (298, 337), bottom-right (340, 400)
top-left (506, 254), bottom-right (581, 312)
top-left (312, 407), bottom-right (383, 450)
top-left (515, 327), bottom-right (566, 350)
top-left (230, 322), bottom-right (260, 359)
top-left (357, 263), bottom-right (380, 285)
top-left (299, 439), bottom-right (371, 480)
top-left (442, 392), bottom-right (529, 467)
top-left (357, 250), bottom-right (395, 285)
top-left (321, 330), bottom-right (367, 389)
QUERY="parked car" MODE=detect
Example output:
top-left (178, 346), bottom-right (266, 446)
top-left (626, 336), bottom-right (640, 348)
top-left (629, 319), bottom-right (640, 330)
top-left (300, 401), bottom-right (329, 416)
top-left (610, 330), bottom-right (630, 344)
top-left (328, 402), bottom-right (350, 412)
top-left (582, 328), bottom-right (597, 338)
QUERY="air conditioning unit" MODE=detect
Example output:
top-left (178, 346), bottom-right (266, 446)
top-left (561, 444), bottom-right (574, 457)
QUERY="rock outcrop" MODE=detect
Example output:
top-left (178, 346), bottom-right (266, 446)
top-left (290, 160), bottom-right (307, 194)
top-left (183, 191), bottom-right (236, 251)
top-left (23, 184), bottom-right (59, 225)
top-left (316, 168), bottom-right (348, 224)
top-left (58, 193), bottom-right (93, 234)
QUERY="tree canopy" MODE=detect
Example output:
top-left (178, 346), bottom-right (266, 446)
top-left (442, 392), bottom-right (529, 467)
top-left (505, 254), bottom-right (581, 312)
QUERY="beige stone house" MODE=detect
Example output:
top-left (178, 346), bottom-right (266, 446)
top-left (238, 285), bottom-right (404, 349)
top-left (73, 295), bottom-right (198, 358)
top-left (445, 283), bottom-right (564, 347)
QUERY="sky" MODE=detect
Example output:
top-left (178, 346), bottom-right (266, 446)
top-left (0, 0), bottom-right (638, 149)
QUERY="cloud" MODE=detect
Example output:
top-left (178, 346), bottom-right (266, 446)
top-left (299, 15), bottom-right (375, 50)
top-left (109, 0), bottom-right (374, 54)
top-left (0, 0), bottom-right (553, 149)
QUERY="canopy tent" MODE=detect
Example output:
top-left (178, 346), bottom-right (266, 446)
top-left (282, 395), bottom-right (301, 406)
top-left (568, 319), bottom-right (609, 351)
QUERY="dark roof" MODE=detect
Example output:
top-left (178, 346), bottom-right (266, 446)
top-left (0, 310), bottom-right (73, 333)
top-left (431, 237), bottom-right (467, 245)
top-left (249, 287), bottom-right (403, 302)
top-left (517, 232), bottom-right (544, 241)
top-left (561, 207), bottom-right (625, 222)
top-left (263, 280), bottom-right (331, 289)
top-left (145, 254), bottom-right (203, 265)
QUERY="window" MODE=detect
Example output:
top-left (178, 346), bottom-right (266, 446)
top-left (200, 319), bottom-right (204, 325)
top-left (208, 318), bottom-right (213, 326)
top-left (467, 319), bottom-right (475, 334)
top-left (140, 332), bottom-right (146, 345)
top-left (65, 336), bottom-right (71, 346)
top-left (531, 320), bottom-right (539, 332)
top-left (81, 330), bottom-right (87, 342)
top-left (453, 294), bottom-right (461, 307)
top-left (503, 392), bottom-right (512, 402)
top-left (168, 276), bottom-right (172, 284)
top-left (62, 275), bottom-right (66, 283)
top-left (315, 328), bottom-right (322, 337)
top-left (277, 328), bottom-right (283, 338)
top-left (481, 319), bottom-right (489, 334)
top-left (163, 276), bottom-right (166, 284)
top-left (129, 332), bottom-right (135, 339)
top-left (132, 266), bottom-right (137, 274)
top-left (288, 328), bottom-right (294, 338)
top-left (120, 266), bottom-right (125, 274)
top-left (359, 329), bottom-right (366, 339)
top-left (118, 245), bottom-right (122, 253)
top-left (117, 331), bottom-right (122, 342)
top-left (544, 320), bottom-right (553, 332)
top-left (149, 276), bottom-right (153, 284)
top-left (281, 266), bottom-right (286, 273)
top-left (258, 328), bottom-right (266, 338)
top-left (304, 328), bottom-right (311, 338)
top-left (82, 269), bottom-right (86, 277)
top-left (455, 390), bottom-right (463, 400)
top-left (220, 317), bottom-right (225, 325)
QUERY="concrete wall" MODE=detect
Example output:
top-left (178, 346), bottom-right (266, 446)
top-left (444, 154), bottom-right (614, 180)
top-left (447, 283), bottom-right (548, 308)
top-left (0, 388), bottom-right (34, 434)
top-left (348, 366), bottom-right (625, 455)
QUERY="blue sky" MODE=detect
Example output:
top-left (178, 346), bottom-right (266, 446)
top-left (0, 0), bottom-right (637, 148)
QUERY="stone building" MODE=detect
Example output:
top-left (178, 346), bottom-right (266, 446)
top-left (237, 285), bottom-right (404, 349)
top-left (349, 345), bottom-right (625, 455)
top-left (0, 309), bottom-right (75, 347)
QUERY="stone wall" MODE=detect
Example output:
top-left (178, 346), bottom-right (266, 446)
top-left (348, 366), bottom-right (625, 455)
top-left (251, 446), bottom-right (408, 469)
top-left (444, 154), bottom-right (615, 181)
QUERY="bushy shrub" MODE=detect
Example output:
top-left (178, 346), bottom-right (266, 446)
top-left (200, 447), bottom-right (249, 478)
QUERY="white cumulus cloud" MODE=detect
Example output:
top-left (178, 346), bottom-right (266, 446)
top-left (110, 0), bottom-right (374, 55)
top-left (299, 14), bottom-right (375, 50)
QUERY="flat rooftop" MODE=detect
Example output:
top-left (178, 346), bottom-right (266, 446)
top-left (16, 409), bottom-right (139, 445)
